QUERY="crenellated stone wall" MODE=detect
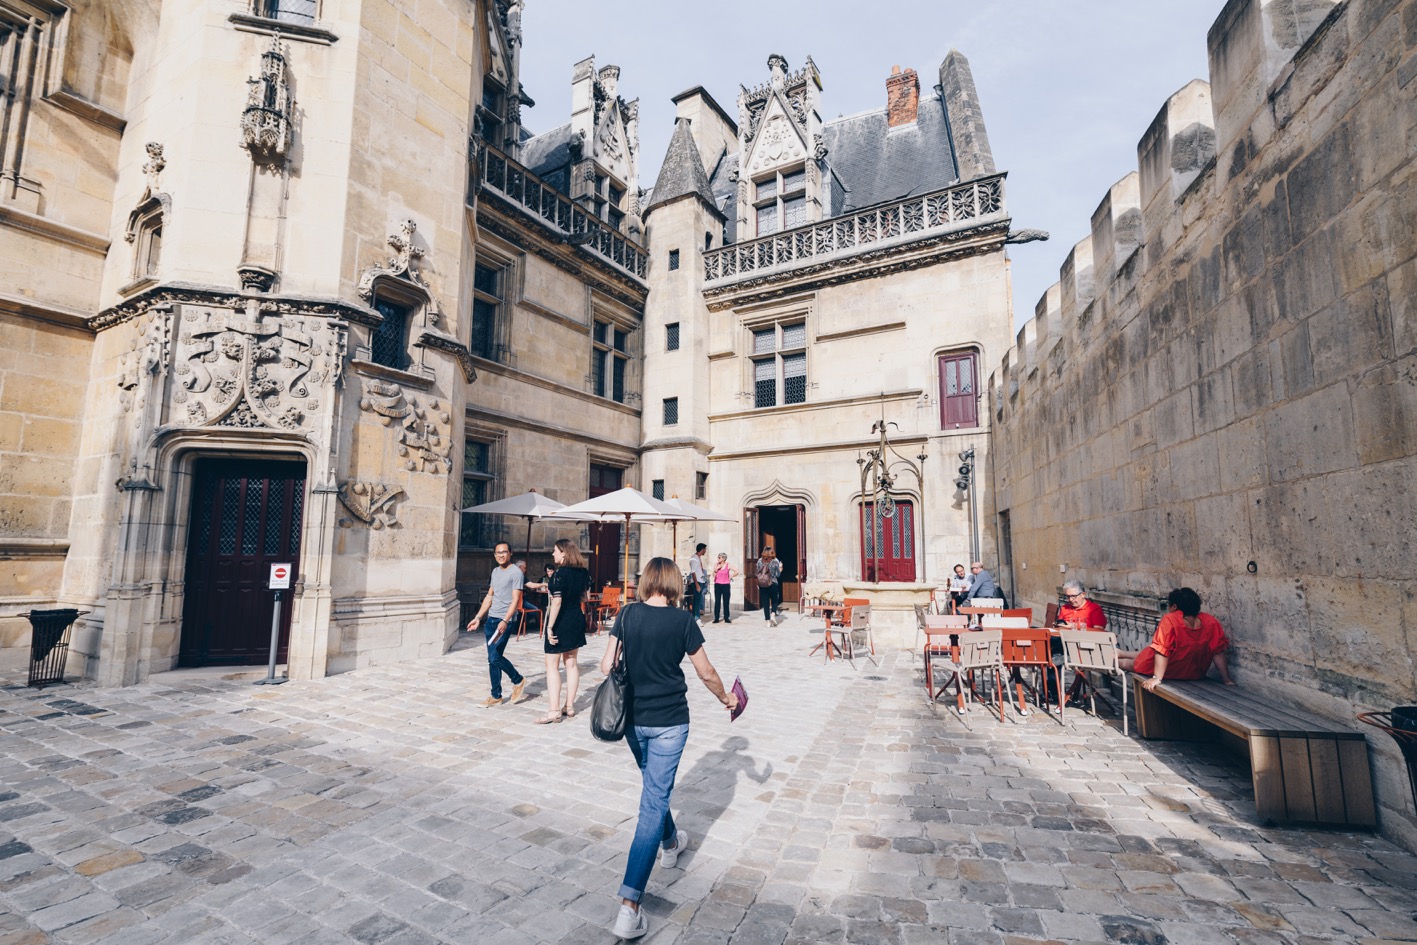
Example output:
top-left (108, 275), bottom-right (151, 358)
top-left (990, 0), bottom-right (1417, 848)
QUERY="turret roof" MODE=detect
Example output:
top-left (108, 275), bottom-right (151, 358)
top-left (645, 118), bottom-right (719, 216)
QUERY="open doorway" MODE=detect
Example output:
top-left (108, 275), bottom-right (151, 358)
top-left (745, 504), bottom-right (804, 608)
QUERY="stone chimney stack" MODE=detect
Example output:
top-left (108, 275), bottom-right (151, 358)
top-left (886, 65), bottom-right (920, 127)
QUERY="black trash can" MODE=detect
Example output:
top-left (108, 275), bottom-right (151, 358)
top-left (27, 609), bottom-right (82, 688)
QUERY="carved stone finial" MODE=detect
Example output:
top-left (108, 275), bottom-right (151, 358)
top-left (767, 54), bottom-right (788, 80)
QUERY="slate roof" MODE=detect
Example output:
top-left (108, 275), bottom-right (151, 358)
top-left (519, 122), bottom-right (574, 192)
top-left (707, 151), bottom-right (739, 244)
top-left (822, 91), bottom-right (959, 213)
top-left (645, 119), bottom-right (719, 216)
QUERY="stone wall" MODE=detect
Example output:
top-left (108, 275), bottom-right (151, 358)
top-left (989, 0), bottom-right (1417, 848)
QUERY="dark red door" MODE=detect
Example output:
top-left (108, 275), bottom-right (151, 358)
top-left (180, 459), bottom-right (306, 665)
top-left (742, 506), bottom-right (760, 608)
top-left (860, 500), bottom-right (915, 582)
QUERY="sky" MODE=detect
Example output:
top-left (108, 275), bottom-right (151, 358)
top-left (517, 0), bottom-right (1226, 331)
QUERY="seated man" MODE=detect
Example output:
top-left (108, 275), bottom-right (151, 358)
top-left (1119, 587), bottom-right (1235, 691)
top-left (965, 561), bottom-right (997, 601)
top-left (1056, 581), bottom-right (1106, 629)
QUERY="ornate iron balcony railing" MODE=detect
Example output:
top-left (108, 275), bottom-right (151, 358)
top-left (474, 143), bottom-right (647, 281)
top-left (703, 174), bottom-right (1006, 284)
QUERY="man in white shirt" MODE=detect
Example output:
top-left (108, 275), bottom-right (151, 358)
top-left (688, 543), bottom-right (708, 620)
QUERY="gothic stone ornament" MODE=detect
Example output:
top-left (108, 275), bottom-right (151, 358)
top-left (116, 309), bottom-right (172, 412)
top-left (357, 379), bottom-right (453, 474)
top-left (356, 220), bottom-right (442, 328)
top-left (141, 143), bottom-right (166, 194)
top-left (173, 305), bottom-right (337, 431)
top-left (241, 35), bottom-right (293, 162)
top-left (337, 480), bottom-right (405, 529)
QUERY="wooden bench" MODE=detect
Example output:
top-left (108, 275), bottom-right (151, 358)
top-left (1132, 676), bottom-right (1376, 828)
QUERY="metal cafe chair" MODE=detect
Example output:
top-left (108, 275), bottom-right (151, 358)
top-left (1058, 630), bottom-right (1128, 735)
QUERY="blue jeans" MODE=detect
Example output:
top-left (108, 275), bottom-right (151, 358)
top-left (691, 583), bottom-right (705, 617)
top-left (619, 723), bottom-right (689, 902)
top-left (484, 615), bottom-right (522, 699)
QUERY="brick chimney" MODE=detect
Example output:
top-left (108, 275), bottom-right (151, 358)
top-left (886, 65), bottom-right (919, 127)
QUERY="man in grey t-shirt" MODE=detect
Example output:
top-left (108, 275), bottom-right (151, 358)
top-left (466, 542), bottom-right (526, 707)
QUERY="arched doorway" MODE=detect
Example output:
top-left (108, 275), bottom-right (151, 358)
top-left (179, 457), bottom-right (307, 666)
top-left (744, 503), bottom-right (805, 609)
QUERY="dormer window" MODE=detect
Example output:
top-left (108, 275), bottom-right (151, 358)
top-left (754, 166), bottom-right (806, 236)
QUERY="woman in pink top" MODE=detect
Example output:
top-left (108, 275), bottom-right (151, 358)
top-left (711, 553), bottom-right (739, 624)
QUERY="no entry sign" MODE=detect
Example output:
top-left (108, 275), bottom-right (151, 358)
top-left (268, 563), bottom-right (292, 590)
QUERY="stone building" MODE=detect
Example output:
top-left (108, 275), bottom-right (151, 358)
top-left (639, 54), bottom-right (1016, 622)
top-left (1, 2), bottom-right (1016, 675)
top-left (0, 0), bottom-right (495, 682)
top-left (988, 0), bottom-right (1416, 848)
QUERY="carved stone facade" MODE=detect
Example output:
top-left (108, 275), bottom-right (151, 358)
top-left (0, 1), bottom-right (485, 683)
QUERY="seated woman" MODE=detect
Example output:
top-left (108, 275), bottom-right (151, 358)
top-left (1056, 581), bottom-right (1106, 629)
top-left (1119, 587), bottom-right (1235, 691)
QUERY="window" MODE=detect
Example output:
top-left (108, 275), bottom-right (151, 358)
top-left (460, 440), bottom-right (496, 549)
top-left (752, 322), bottom-right (807, 408)
top-left (471, 263), bottom-right (502, 360)
top-left (666, 323), bottom-right (680, 351)
top-left (695, 471), bottom-right (707, 501)
top-left (370, 296), bottom-right (411, 370)
top-left (663, 397), bottom-right (679, 425)
top-left (478, 79), bottom-right (505, 148)
top-left (938, 350), bottom-right (980, 429)
top-left (254, 0), bottom-right (317, 24)
top-left (651, 480), bottom-right (665, 500)
top-left (668, 249), bottom-right (680, 271)
top-left (753, 166), bottom-right (807, 236)
top-left (592, 320), bottom-right (629, 403)
top-left (704, 232), bottom-right (713, 252)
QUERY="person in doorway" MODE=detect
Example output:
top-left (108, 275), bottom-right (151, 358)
top-left (755, 547), bottom-right (783, 624)
top-left (538, 539), bottom-right (590, 723)
top-left (687, 543), bottom-right (708, 620)
top-left (599, 557), bottom-right (737, 940)
top-left (1120, 587), bottom-right (1235, 691)
top-left (966, 561), bottom-right (998, 601)
top-left (711, 552), bottom-right (738, 624)
top-left (465, 542), bottom-right (526, 707)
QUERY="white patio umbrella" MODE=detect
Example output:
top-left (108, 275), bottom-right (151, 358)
top-left (460, 489), bottom-right (567, 559)
top-left (659, 497), bottom-right (734, 558)
top-left (546, 487), bottom-right (679, 598)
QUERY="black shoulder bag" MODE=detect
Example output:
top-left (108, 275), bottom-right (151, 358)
top-left (591, 604), bottom-right (631, 741)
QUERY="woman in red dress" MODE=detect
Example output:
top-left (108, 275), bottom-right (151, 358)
top-left (1119, 587), bottom-right (1235, 691)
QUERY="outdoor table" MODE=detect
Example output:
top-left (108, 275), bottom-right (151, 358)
top-left (805, 600), bottom-right (844, 660)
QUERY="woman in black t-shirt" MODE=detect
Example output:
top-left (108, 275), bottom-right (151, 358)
top-left (537, 539), bottom-right (590, 724)
top-left (599, 557), bottom-right (738, 941)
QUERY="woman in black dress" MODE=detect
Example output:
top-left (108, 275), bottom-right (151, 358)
top-left (537, 538), bottom-right (590, 723)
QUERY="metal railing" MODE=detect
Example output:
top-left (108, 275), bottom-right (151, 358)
top-left (703, 174), bottom-right (1006, 284)
top-left (474, 143), bottom-right (648, 281)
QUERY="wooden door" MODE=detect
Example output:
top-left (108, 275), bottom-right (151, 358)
top-left (588, 463), bottom-right (622, 589)
top-left (860, 500), bottom-right (916, 583)
top-left (180, 459), bottom-right (306, 665)
top-left (742, 506), bottom-right (760, 607)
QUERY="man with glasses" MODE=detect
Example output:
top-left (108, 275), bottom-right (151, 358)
top-left (465, 542), bottom-right (527, 707)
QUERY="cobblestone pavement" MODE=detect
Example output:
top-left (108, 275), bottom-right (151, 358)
top-left (2, 613), bottom-right (1416, 945)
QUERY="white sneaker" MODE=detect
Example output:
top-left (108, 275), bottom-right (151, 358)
top-left (612, 903), bottom-right (647, 940)
top-left (659, 829), bottom-right (688, 868)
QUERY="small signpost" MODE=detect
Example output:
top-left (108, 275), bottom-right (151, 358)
top-left (256, 563), bottom-right (292, 686)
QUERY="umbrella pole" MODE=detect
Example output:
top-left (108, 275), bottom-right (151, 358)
top-left (622, 513), bottom-right (631, 601)
top-left (524, 516), bottom-right (533, 561)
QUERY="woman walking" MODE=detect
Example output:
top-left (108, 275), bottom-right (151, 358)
top-left (538, 539), bottom-right (591, 723)
top-left (711, 552), bottom-right (738, 624)
top-left (600, 557), bottom-right (738, 939)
